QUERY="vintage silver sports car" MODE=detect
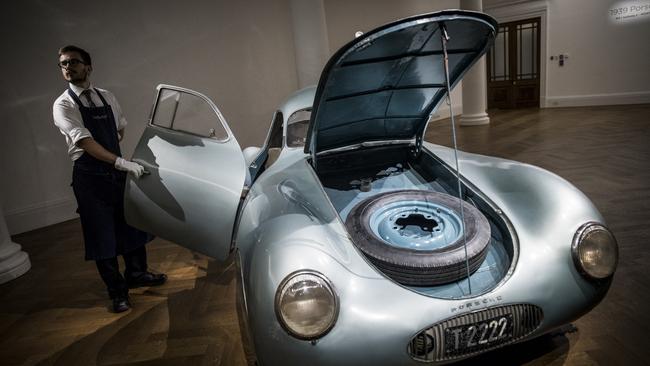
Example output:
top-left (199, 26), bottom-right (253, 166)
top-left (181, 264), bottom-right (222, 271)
top-left (124, 10), bottom-right (618, 365)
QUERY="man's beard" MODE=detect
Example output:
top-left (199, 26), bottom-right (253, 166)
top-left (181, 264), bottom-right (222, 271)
top-left (67, 72), bottom-right (88, 84)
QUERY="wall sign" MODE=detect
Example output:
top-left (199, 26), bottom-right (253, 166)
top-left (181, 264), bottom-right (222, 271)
top-left (609, 1), bottom-right (650, 23)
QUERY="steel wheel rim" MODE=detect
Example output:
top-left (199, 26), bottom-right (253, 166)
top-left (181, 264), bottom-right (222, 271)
top-left (368, 200), bottom-right (463, 250)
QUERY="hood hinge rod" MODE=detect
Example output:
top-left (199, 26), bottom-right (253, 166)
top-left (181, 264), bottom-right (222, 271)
top-left (440, 22), bottom-right (472, 294)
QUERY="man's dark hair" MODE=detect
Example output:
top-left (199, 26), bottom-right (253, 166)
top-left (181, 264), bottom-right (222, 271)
top-left (58, 45), bottom-right (92, 65)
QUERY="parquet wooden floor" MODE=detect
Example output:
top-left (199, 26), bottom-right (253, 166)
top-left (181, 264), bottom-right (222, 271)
top-left (1, 104), bottom-right (649, 365)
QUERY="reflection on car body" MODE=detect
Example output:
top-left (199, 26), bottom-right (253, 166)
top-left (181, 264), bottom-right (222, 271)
top-left (124, 10), bottom-right (617, 365)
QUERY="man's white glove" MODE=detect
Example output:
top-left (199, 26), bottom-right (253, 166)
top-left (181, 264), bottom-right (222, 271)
top-left (115, 157), bottom-right (145, 178)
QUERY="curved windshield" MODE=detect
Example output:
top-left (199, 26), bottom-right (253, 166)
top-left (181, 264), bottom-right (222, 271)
top-left (286, 109), bottom-right (310, 148)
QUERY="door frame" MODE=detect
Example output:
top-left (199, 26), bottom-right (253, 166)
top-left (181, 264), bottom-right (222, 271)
top-left (484, 0), bottom-right (548, 108)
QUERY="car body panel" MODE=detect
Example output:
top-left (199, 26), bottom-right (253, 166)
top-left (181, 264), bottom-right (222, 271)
top-left (306, 10), bottom-right (497, 155)
top-left (235, 149), bottom-right (380, 280)
top-left (124, 10), bottom-right (614, 365)
top-left (279, 86), bottom-right (316, 132)
top-left (125, 84), bottom-right (611, 365)
top-left (233, 145), bottom-right (610, 365)
top-left (124, 86), bottom-right (246, 261)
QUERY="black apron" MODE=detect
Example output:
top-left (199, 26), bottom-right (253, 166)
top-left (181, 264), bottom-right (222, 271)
top-left (69, 88), bottom-right (151, 260)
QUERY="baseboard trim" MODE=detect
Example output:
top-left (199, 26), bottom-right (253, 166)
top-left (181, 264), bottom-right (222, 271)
top-left (546, 91), bottom-right (650, 108)
top-left (5, 196), bottom-right (78, 235)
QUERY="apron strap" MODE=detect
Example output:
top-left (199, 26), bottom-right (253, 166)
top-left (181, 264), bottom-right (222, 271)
top-left (67, 88), bottom-right (109, 108)
top-left (94, 88), bottom-right (110, 107)
top-left (67, 88), bottom-right (85, 107)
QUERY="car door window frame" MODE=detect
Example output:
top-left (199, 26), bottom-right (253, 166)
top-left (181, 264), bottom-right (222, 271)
top-left (149, 84), bottom-right (234, 143)
top-left (284, 108), bottom-right (311, 149)
top-left (247, 110), bottom-right (284, 184)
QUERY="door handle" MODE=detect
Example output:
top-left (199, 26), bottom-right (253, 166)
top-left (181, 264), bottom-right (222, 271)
top-left (132, 159), bottom-right (152, 175)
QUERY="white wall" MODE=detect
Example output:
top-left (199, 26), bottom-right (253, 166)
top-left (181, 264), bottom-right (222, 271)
top-left (485, 0), bottom-right (650, 107)
top-left (545, 0), bottom-right (650, 107)
top-left (0, 0), bottom-right (299, 234)
top-left (290, 0), bottom-right (331, 88)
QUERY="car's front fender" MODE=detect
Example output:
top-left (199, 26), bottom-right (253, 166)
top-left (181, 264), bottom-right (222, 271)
top-left (423, 142), bottom-right (612, 324)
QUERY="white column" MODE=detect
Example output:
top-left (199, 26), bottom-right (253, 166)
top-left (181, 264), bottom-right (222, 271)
top-left (0, 204), bottom-right (30, 284)
top-left (290, 0), bottom-right (330, 89)
top-left (459, 0), bottom-right (490, 126)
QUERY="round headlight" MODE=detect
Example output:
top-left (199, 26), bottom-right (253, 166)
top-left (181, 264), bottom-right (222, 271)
top-left (275, 270), bottom-right (339, 340)
top-left (572, 223), bottom-right (618, 280)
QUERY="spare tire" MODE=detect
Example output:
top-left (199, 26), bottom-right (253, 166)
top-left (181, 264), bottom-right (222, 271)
top-left (345, 190), bottom-right (491, 286)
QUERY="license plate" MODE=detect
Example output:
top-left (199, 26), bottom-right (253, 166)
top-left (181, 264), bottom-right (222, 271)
top-left (443, 314), bottom-right (514, 356)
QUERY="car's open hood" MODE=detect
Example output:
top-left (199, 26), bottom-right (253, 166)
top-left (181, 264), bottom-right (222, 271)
top-left (305, 10), bottom-right (497, 156)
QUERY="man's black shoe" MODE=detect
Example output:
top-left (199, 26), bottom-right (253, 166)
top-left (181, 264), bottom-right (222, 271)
top-left (112, 296), bottom-right (131, 313)
top-left (127, 272), bottom-right (167, 288)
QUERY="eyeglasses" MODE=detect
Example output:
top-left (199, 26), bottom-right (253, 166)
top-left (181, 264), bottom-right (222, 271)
top-left (58, 59), bottom-right (85, 68)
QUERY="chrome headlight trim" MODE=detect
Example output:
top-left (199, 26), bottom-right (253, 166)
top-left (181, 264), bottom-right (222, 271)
top-left (572, 222), bottom-right (619, 280)
top-left (274, 270), bottom-right (339, 340)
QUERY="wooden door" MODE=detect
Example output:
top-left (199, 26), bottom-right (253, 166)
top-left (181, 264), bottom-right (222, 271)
top-left (487, 18), bottom-right (541, 109)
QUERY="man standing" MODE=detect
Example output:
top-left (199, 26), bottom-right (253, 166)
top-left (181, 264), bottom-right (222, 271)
top-left (53, 45), bottom-right (166, 313)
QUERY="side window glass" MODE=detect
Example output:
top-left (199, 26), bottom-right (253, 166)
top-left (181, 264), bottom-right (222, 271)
top-left (262, 111), bottom-right (284, 170)
top-left (268, 111), bottom-right (283, 149)
top-left (286, 109), bottom-right (311, 147)
top-left (152, 88), bottom-right (229, 140)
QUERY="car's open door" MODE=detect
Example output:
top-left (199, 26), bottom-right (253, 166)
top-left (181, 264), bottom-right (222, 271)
top-left (124, 85), bottom-right (247, 261)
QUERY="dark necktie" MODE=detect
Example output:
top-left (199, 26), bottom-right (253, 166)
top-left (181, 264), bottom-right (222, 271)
top-left (81, 89), bottom-right (96, 107)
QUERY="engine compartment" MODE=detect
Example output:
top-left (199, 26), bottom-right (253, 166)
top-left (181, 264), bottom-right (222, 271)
top-left (316, 145), bottom-right (515, 299)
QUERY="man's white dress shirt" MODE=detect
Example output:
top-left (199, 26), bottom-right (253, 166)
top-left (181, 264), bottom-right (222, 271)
top-left (53, 83), bottom-right (127, 161)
